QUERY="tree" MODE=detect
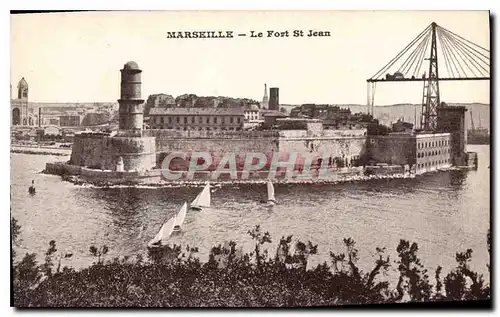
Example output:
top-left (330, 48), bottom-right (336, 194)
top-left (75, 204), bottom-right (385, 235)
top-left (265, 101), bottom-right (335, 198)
top-left (393, 240), bottom-right (432, 302)
top-left (89, 245), bottom-right (109, 265)
top-left (248, 225), bottom-right (272, 270)
top-left (444, 248), bottom-right (490, 300)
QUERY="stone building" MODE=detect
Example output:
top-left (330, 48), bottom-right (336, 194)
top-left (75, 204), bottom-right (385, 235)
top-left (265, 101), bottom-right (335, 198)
top-left (243, 105), bottom-right (260, 121)
top-left (366, 109), bottom-right (464, 173)
top-left (144, 93), bottom-right (176, 115)
top-left (415, 133), bottom-right (452, 172)
top-left (436, 104), bottom-right (467, 166)
top-left (391, 119), bottom-right (414, 133)
top-left (262, 111), bottom-right (288, 129)
top-left (148, 107), bottom-right (245, 131)
top-left (59, 115), bottom-right (82, 127)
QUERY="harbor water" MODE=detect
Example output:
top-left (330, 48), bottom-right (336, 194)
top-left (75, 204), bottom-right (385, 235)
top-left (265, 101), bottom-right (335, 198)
top-left (11, 145), bottom-right (490, 284)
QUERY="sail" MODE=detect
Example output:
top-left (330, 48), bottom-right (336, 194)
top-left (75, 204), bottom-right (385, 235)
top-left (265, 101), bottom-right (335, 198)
top-left (150, 215), bottom-right (176, 245)
top-left (267, 180), bottom-right (276, 202)
top-left (174, 202), bottom-right (188, 228)
top-left (192, 183), bottom-right (211, 208)
top-left (289, 240), bottom-right (298, 257)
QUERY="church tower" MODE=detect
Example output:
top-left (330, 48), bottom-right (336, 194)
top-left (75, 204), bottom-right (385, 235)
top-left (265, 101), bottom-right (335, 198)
top-left (261, 83), bottom-right (269, 109)
top-left (11, 78), bottom-right (29, 126)
top-left (18, 77), bottom-right (28, 100)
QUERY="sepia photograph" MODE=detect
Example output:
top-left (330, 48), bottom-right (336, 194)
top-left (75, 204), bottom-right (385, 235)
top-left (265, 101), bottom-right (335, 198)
top-left (9, 10), bottom-right (491, 308)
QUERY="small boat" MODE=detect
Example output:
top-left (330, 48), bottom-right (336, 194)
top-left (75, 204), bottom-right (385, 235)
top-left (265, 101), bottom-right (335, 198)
top-left (266, 180), bottom-right (276, 206)
top-left (172, 202), bottom-right (188, 232)
top-left (28, 180), bottom-right (36, 195)
top-left (147, 213), bottom-right (177, 248)
top-left (190, 182), bottom-right (211, 211)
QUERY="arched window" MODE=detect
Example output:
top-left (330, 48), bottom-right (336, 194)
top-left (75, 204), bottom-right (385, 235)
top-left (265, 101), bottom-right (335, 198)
top-left (12, 108), bottom-right (21, 125)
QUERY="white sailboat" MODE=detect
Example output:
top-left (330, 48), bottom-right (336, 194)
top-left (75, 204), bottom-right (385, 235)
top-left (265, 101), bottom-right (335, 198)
top-left (147, 214), bottom-right (177, 248)
top-left (267, 180), bottom-right (276, 206)
top-left (289, 241), bottom-right (296, 257)
top-left (172, 202), bottom-right (188, 232)
top-left (190, 182), bottom-right (211, 211)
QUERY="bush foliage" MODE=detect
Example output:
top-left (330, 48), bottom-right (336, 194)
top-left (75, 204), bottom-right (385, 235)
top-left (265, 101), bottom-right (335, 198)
top-left (11, 219), bottom-right (490, 307)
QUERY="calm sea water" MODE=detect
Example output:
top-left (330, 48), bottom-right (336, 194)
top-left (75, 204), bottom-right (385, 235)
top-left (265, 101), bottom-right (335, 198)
top-left (11, 145), bottom-right (490, 282)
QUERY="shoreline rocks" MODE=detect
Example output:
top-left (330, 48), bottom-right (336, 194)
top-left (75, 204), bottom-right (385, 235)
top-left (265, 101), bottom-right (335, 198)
top-left (11, 148), bottom-right (70, 156)
top-left (57, 171), bottom-right (418, 189)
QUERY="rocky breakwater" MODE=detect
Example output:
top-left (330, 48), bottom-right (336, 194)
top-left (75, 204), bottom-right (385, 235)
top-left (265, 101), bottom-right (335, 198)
top-left (43, 160), bottom-right (416, 188)
top-left (43, 161), bottom-right (154, 187)
top-left (11, 145), bottom-right (71, 156)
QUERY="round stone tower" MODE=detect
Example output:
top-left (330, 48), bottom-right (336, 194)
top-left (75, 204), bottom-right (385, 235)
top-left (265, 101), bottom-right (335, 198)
top-left (118, 61), bottom-right (144, 131)
top-left (70, 61), bottom-right (156, 173)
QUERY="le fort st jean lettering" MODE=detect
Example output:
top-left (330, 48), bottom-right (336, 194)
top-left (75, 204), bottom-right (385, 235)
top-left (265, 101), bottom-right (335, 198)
top-left (166, 29), bottom-right (331, 39)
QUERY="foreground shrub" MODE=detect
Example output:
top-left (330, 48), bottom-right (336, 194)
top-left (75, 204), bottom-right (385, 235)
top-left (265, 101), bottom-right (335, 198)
top-left (11, 219), bottom-right (490, 307)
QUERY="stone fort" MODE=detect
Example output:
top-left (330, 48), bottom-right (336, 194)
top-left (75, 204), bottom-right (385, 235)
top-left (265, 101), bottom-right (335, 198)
top-left (68, 61), bottom-right (369, 174)
top-left (61, 60), bottom-right (469, 181)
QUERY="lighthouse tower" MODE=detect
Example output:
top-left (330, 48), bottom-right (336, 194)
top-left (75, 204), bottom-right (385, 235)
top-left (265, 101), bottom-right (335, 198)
top-left (70, 60), bottom-right (156, 172)
top-left (118, 61), bottom-right (144, 131)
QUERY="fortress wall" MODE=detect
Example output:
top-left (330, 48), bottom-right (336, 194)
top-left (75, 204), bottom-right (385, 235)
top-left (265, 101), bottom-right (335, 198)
top-left (144, 129), bottom-right (279, 144)
top-left (70, 134), bottom-right (156, 171)
top-left (366, 135), bottom-right (416, 166)
top-left (322, 129), bottom-right (367, 138)
top-left (148, 128), bottom-right (368, 170)
top-left (71, 129), bottom-right (369, 172)
top-left (277, 136), bottom-right (367, 166)
top-left (154, 137), bottom-right (278, 169)
top-left (145, 129), bottom-right (279, 168)
top-left (103, 136), bottom-right (156, 171)
top-left (70, 134), bottom-right (106, 169)
top-left (277, 128), bottom-right (367, 166)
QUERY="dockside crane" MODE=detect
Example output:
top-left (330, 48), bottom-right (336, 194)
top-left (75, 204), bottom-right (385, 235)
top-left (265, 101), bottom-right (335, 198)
top-left (367, 22), bottom-right (490, 131)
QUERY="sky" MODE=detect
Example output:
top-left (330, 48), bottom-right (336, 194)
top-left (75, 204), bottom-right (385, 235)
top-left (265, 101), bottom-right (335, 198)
top-left (10, 11), bottom-right (490, 105)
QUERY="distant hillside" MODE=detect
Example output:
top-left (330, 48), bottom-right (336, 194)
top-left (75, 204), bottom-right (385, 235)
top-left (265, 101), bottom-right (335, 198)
top-left (367, 103), bottom-right (490, 132)
top-left (282, 103), bottom-right (490, 131)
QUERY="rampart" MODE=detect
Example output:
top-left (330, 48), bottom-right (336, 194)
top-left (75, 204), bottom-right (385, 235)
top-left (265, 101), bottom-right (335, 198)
top-left (143, 128), bottom-right (368, 169)
top-left (70, 132), bottom-right (156, 171)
